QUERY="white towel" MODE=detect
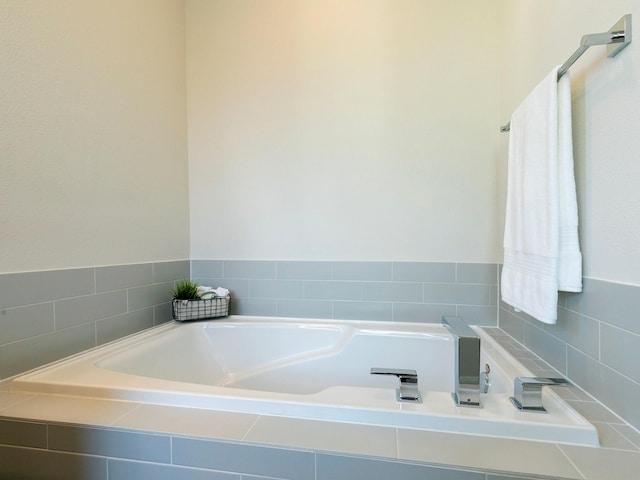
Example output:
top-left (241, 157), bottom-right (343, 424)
top-left (556, 73), bottom-right (583, 292)
top-left (197, 286), bottom-right (230, 299)
top-left (212, 287), bottom-right (230, 297)
top-left (501, 66), bottom-right (582, 325)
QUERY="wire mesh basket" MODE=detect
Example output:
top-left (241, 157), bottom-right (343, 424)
top-left (171, 295), bottom-right (230, 322)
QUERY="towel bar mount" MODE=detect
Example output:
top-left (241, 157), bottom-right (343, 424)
top-left (500, 14), bottom-right (632, 133)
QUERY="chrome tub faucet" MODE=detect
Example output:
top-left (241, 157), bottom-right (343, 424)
top-left (370, 368), bottom-right (421, 403)
top-left (510, 377), bottom-right (571, 412)
top-left (442, 316), bottom-right (481, 407)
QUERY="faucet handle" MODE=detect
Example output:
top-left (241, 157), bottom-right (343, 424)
top-left (510, 376), bottom-right (571, 412)
top-left (370, 368), bottom-right (417, 382)
top-left (370, 368), bottom-right (421, 403)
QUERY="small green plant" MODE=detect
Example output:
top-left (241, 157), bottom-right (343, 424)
top-left (172, 280), bottom-right (199, 300)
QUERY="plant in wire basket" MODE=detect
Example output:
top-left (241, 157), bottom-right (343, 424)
top-left (172, 280), bottom-right (199, 300)
top-left (171, 280), bottom-right (230, 321)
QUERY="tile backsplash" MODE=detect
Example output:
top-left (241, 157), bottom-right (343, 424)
top-left (1, 259), bottom-right (497, 381)
top-left (499, 277), bottom-right (640, 432)
top-left (3, 258), bottom-right (638, 434)
top-left (191, 260), bottom-right (499, 325)
top-left (0, 261), bottom-right (189, 379)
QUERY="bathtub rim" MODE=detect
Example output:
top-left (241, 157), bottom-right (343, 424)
top-left (6, 315), bottom-right (600, 447)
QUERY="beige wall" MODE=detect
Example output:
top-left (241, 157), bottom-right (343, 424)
top-left (187, 0), bottom-right (501, 263)
top-left (6, 0), bottom-right (636, 283)
top-left (0, 0), bottom-right (189, 273)
top-left (498, 0), bottom-right (640, 285)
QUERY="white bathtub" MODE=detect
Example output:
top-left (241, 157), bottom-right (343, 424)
top-left (10, 316), bottom-right (599, 446)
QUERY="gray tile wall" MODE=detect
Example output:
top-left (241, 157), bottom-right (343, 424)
top-left (192, 260), bottom-right (499, 326)
top-left (0, 419), bottom-right (566, 480)
top-left (0, 260), bottom-right (189, 380)
top-left (0, 259), bottom-right (497, 380)
top-left (2, 260), bottom-right (638, 478)
top-left (499, 277), bottom-right (640, 431)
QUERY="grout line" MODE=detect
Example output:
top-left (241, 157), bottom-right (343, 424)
top-left (610, 424), bottom-right (640, 450)
top-left (51, 301), bottom-right (57, 332)
top-left (598, 320), bottom-right (602, 363)
top-left (395, 427), bottom-right (400, 459)
top-left (241, 414), bottom-right (262, 442)
top-left (109, 402), bottom-right (144, 428)
top-left (555, 444), bottom-right (588, 480)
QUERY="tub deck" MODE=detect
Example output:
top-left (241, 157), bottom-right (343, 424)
top-left (9, 316), bottom-right (599, 446)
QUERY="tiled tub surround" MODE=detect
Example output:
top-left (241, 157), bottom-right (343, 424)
top-left (1, 328), bottom-right (639, 480)
top-left (499, 278), bottom-right (640, 433)
top-left (8, 317), bottom-right (599, 446)
top-left (192, 260), bottom-right (499, 326)
top-left (0, 261), bottom-right (190, 380)
top-left (1, 259), bottom-right (639, 477)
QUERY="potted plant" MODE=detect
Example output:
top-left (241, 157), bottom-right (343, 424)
top-left (172, 280), bottom-right (200, 301)
top-left (171, 280), bottom-right (230, 322)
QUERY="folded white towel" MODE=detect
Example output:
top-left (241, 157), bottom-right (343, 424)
top-left (501, 66), bottom-right (582, 325)
top-left (197, 286), bottom-right (214, 299)
top-left (197, 286), bottom-right (230, 299)
top-left (212, 287), bottom-right (230, 297)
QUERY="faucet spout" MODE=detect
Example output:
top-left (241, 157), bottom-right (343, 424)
top-left (510, 376), bottom-right (571, 412)
top-left (442, 316), bottom-right (481, 407)
top-left (370, 368), bottom-right (421, 403)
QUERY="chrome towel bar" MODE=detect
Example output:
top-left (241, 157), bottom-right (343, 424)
top-left (500, 14), bottom-right (632, 133)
